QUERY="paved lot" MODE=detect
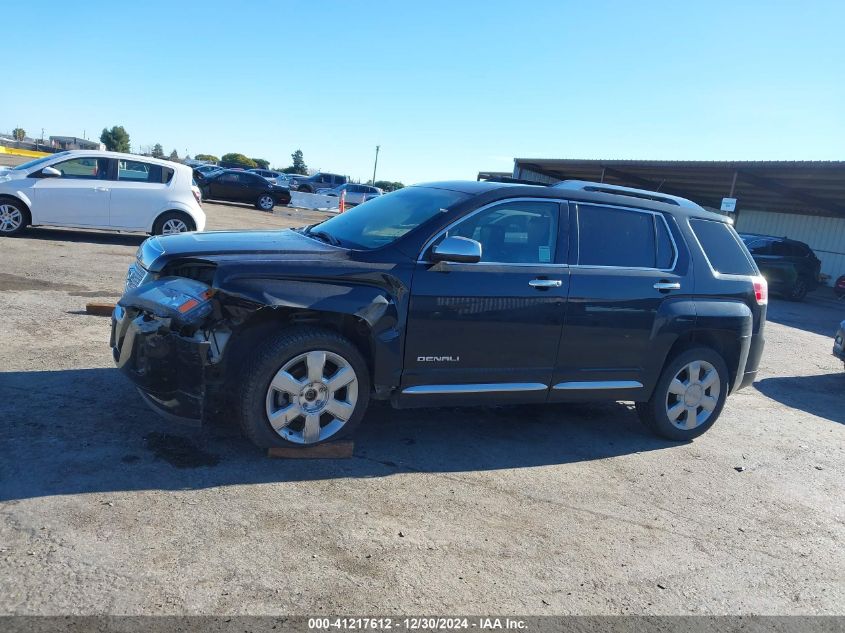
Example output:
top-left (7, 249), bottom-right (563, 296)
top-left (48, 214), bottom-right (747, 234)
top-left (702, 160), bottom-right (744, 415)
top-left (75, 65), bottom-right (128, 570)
top-left (0, 202), bottom-right (842, 615)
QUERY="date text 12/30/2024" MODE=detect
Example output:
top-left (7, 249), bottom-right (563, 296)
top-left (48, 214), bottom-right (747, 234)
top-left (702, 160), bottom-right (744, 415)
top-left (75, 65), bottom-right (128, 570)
top-left (308, 617), bottom-right (527, 630)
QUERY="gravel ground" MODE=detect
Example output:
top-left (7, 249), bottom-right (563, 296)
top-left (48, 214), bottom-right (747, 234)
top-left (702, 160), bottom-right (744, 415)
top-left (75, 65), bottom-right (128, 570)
top-left (0, 202), bottom-right (842, 616)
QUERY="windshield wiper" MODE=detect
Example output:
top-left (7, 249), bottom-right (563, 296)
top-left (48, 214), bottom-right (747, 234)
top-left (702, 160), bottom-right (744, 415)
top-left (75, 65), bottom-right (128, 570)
top-left (306, 228), bottom-right (341, 247)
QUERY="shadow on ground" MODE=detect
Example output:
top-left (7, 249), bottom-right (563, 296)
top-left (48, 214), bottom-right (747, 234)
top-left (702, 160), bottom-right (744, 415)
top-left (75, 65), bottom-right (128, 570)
top-left (22, 227), bottom-right (147, 246)
top-left (755, 373), bottom-right (844, 425)
top-left (766, 296), bottom-right (843, 338)
top-left (0, 368), bottom-right (675, 502)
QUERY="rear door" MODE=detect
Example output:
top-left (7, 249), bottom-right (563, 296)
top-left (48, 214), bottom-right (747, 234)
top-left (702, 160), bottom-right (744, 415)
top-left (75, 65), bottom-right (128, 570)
top-left (31, 156), bottom-right (112, 227)
top-left (208, 172), bottom-right (239, 200)
top-left (109, 159), bottom-right (172, 229)
top-left (401, 198), bottom-right (568, 404)
top-left (550, 202), bottom-right (682, 400)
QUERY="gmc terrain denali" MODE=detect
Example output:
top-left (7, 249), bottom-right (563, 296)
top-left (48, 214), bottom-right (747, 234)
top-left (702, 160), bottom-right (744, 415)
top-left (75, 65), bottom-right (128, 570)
top-left (111, 180), bottom-right (767, 447)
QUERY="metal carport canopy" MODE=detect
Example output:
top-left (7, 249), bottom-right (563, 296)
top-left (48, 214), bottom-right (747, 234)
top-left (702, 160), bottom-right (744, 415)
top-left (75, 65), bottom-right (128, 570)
top-left (512, 159), bottom-right (845, 218)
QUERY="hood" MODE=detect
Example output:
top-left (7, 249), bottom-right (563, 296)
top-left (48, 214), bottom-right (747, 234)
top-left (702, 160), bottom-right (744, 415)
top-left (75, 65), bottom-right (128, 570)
top-left (138, 228), bottom-right (342, 272)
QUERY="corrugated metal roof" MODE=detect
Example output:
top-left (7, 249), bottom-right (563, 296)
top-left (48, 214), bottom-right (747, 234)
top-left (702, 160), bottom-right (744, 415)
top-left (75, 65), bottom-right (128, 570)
top-left (510, 158), bottom-right (845, 217)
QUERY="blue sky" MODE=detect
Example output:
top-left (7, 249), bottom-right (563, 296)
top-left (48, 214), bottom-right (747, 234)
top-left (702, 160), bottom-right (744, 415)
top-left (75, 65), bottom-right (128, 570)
top-left (3, 1), bottom-right (843, 183)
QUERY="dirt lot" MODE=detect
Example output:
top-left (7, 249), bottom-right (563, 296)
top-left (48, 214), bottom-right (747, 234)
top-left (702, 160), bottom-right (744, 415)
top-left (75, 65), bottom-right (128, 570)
top-left (0, 201), bottom-right (842, 616)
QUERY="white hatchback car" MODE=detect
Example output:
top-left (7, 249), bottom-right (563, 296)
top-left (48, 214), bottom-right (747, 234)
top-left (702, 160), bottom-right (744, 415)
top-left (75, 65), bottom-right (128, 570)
top-left (0, 150), bottom-right (206, 236)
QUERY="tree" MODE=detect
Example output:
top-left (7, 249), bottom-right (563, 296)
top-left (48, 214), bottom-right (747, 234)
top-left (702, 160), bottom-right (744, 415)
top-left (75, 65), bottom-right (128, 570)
top-left (151, 143), bottom-right (164, 158)
top-left (252, 158), bottom-right (270, 170)
top-left (100, 126), bottom-right (130, 152)
top-left (169, 149), bottom-right (180, 162)
top-left (12, 128), bottom-right (26, 141)
top-left (373, 180), bottom-right (405, 192)
top-left (282, 149), bottom-right (307, 174)
top-left (195, 153), bottom-right (219, 164)
top-left (221, 152), bottom-right (256, 168)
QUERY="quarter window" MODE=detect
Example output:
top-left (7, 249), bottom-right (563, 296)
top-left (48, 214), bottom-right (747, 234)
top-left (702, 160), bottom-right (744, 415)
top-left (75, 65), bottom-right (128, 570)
top-left (447, 200), bottom-right (559, 264)
top-left (690, 219), bottom-right (756, 276)
top-left (117, 159), bottom-right (165, 183)
top-left (52, 157), bottom-right (110, 180)
top-left (578, 205), bottom-right (664, 268)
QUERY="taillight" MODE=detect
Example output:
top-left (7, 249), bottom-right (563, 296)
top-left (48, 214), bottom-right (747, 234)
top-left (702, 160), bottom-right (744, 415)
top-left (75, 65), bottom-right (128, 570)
top-left (192, 189), bottom-right (202, 206)
top-left (752, 276), bottom-right (768, 305)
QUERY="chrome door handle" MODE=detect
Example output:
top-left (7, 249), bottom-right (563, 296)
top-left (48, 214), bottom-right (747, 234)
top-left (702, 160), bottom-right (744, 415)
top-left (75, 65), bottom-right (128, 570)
top-left (529, 279), bottom-right (563, 288)
top-left (94, 186), bottom-right (110, 192)
top-left (654, 281), bottom-right (681, 290)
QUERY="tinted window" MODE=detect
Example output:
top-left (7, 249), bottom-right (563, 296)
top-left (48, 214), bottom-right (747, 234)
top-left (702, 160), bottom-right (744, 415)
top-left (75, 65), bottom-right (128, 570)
top-left (219, 173), bottom-right (238, 183)
top-left (690, 219), bottom-right (756, 275)
top-left (578, 205), bottom-right (656, 268)
top-left (447, 200), bottom-right (559, 264)
top-left (311, 186), bottom-right (468, 250)
top-left (746, 240), bottom-right (774, 255)
top-left (239, 173), bottom-right (263, 185)
top-left (117, 159), bottom-right (164, 183)
top-left (52, 157), bottom-right (109, 180)
top-left (655, 215), bottom-right (675, 269)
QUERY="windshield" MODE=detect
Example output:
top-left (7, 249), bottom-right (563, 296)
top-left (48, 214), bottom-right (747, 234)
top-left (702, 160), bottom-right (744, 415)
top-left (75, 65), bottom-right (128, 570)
top-left (307, 186), bottom-right (468, 250)
top-left (11, 152), bottom-right (70, 172)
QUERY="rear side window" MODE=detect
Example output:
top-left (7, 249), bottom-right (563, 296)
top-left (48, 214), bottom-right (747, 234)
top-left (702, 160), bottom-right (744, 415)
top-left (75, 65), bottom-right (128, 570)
top-left (690, 219), bottom-right (756, 275)
top-left (578, 205), bottom-right (655, 268)
top-left (118, 159), bottom-right (165, 183)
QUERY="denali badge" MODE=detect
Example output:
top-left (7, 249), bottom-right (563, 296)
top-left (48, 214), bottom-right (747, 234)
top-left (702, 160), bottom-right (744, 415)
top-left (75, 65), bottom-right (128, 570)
top-left (417, 356), bottom-right (460, 362)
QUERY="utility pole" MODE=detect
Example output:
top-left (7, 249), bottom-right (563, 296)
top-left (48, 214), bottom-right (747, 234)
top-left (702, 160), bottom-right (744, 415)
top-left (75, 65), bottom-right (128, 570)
top-left (372, 145), bottom-right (380, 185)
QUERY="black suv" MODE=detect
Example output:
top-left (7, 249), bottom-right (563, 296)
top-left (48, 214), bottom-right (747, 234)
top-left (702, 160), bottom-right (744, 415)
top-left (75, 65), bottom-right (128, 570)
top-left (739, 233), bottom-right (821, 301)
top-left (290, 172), bottom-right (348, 193)
top-left (111, 180), bottom-right (767, 447)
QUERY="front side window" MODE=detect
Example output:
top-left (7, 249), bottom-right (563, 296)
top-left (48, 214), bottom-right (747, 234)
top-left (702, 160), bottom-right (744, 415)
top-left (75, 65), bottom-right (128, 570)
top-left (308, 186), bottom-right (468, 250)
top-left (690, 218), bottom-right (757, 275)
top-left (52, 157), bottom-right (110, 180)
top-left (578, 204), bottom-right (660, 268)
top-left (117, 159), bottom-right (164, 183)
top-left (446, 200), bottom-right (559, 264)
top-left (219, 173), bottom-right (238, 183)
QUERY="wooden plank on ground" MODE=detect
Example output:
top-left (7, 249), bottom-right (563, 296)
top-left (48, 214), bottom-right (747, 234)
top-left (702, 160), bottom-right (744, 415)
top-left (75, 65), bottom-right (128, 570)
top-left (85, 302), bottom-right (116, 316)
top-left (268, 441), bottom-right (354, 460)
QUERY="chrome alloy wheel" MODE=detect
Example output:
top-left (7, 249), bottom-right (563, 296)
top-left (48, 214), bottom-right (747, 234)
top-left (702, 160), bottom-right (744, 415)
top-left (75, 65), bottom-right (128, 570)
top-left (161, 218), bottom-right (189, 234)
top-left (258, 195), bottom-right (274, 210)
top-left (0, 204), bottom-right (23, 233)
top-left (265, 350), bottom-right (358, 444)
top-left (665, 360), bottom-right (720, 430)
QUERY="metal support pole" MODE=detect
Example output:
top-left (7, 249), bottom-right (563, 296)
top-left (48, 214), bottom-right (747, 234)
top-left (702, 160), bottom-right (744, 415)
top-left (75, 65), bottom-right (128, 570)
top-left (372, 145), bottom-right (380, 185)
top-left (729, 170), bottom-right (738, 198)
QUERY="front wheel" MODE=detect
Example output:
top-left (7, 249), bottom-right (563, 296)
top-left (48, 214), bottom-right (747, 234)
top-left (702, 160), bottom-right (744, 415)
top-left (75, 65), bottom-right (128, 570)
top-left (636, 347), bottom-right (729, 441)
top-left (237, 327), bottom-right (370, 448)
top-left (0, 197), bottom-right (30, 236)
top-left (256, 194), bottom-right (275, 211)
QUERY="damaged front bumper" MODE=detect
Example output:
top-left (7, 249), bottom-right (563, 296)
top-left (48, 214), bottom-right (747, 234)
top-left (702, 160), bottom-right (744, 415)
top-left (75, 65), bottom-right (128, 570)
top-left (111, 304), bottom-right (211, 424)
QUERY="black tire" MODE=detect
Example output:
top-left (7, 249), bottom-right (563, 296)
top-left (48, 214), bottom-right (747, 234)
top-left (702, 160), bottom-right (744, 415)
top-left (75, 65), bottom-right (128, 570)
top-left (787, 276), bottom-right (809, 302)
top-left (0, 196), bottom-right (31, 236)
top-left (255, 193), bottom-right (275, 211)
top-left (152, 211), bottom-right (196, 236)
top-left (237, 327), bottom-right (370, 448)
top-left (636, 347), bottom-right (729, 441)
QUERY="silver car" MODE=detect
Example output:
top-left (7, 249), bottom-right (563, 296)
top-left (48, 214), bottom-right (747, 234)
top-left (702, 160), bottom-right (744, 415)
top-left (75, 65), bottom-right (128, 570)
top-left (316, 183), bottom-right (382, 206)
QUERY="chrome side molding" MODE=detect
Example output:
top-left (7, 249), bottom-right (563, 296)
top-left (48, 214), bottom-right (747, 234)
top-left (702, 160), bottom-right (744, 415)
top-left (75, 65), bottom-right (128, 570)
top-left (553, 380), bottom-right (643, 390)
top-left (402, 383), bottom-right (548, 395)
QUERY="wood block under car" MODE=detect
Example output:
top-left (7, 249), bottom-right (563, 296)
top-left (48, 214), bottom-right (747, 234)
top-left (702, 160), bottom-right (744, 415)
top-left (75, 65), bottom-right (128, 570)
top-left (267, 440), bottom-right (354, 459)
top-left (85, 302), bottom-right (116, 316)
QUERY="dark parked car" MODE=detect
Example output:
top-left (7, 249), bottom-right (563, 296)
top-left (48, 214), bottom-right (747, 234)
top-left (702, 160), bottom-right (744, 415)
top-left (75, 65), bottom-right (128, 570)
top-left (833, 321), bottom-right (845, 368)
top-left (739, 233), bottom-right (821, 301)
top-left (112, 180), bottom-right (767, 448)
top-left (199, 170), bottom-right (291, 211)
top-left (290, 172), bottom-right (348, 193)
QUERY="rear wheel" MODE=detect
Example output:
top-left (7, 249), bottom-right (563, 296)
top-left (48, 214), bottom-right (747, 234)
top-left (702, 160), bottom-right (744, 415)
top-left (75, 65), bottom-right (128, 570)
top-left (152, 211), bottom-right (195, 236)
top-left (0, 197), bottom-right (30, 236)
top-left (237, 327), bottom-right (370, 448)
top-left (787, 276), bottom-right (809, 301)
top-left (636, 347), bottom-right (729, 441)
top-left (256, 194), bottom-right (275, 211)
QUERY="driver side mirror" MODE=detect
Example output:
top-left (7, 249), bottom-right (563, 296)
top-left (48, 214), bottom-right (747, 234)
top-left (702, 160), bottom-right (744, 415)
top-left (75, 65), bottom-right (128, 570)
top-left (431, 236), bottom-right (482, 264)
top-left (41, 166), bottom-right (61, 178)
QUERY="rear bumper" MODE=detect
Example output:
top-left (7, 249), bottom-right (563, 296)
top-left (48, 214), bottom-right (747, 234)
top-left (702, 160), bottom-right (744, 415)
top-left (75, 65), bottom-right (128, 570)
top-left (111, 304), bottom-right (209, 423)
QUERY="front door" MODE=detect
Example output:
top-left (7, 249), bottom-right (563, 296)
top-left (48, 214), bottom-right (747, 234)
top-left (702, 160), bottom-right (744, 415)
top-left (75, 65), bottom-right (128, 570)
top-left (400, 199), bottom-right (568, 405)
top-left (32, 157), bottom-right (111, 227)
top-left (550, 202), bottom-right (685, 401)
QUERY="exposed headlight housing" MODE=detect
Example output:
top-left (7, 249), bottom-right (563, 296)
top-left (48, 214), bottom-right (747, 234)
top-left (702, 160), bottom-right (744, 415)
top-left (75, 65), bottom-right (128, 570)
top-left (119, 277), bottom-right (214, 324)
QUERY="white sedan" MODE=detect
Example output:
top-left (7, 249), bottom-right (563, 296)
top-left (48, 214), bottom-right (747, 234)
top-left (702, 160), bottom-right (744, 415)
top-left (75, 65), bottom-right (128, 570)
top-left (0, 150), bottom-right (206, 236)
